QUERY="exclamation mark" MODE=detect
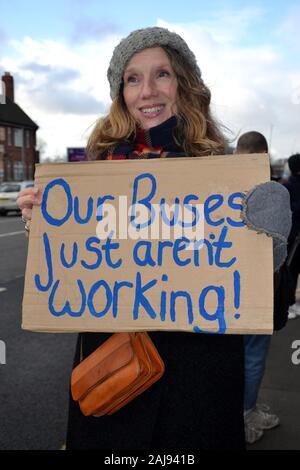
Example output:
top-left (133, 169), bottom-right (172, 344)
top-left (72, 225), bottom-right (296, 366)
top-left (160, 274), bottom-right (168, 321)
top-left (233, 270), bottom-right (241, 319)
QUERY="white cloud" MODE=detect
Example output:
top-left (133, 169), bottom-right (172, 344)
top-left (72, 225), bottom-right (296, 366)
top-left (158, 7), bottom-right (265, 46)
top-left (157, 17), bottom-right (300, 159)
top-left (2, 34), bottom-right (122, 158)
top-left (2, 13), bottom-right (300, 160)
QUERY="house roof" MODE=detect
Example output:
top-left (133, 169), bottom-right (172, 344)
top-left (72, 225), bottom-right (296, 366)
top-left (0, 96), bottom-right (38, 130)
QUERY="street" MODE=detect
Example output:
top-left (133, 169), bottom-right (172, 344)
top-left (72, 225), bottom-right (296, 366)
top-left (0, 215), bottom-right (299, 449)
top-left (0, 214), bottom-right (77, 450)
top-left (0, 214), bottom-right (28, 283)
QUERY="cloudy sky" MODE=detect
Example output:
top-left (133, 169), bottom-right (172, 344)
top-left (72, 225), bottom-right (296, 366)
top-left (0, 0), bottom-right (299, 160)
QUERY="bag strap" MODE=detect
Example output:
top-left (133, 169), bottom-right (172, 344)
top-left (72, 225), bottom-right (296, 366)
top-left (78, 331), bottom-right (141, 363)
top-left (79, 335), bottom-right (83, 362)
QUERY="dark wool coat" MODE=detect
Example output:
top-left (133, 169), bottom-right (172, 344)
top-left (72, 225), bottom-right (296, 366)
top-left (66, 331), bottom-right (245, 450)
top-left (66, 117), bottom-right (245, 450)
top-left (283, 175), bottom-right (300, 241)
top-left (283, 175), bottom-right (300, 303)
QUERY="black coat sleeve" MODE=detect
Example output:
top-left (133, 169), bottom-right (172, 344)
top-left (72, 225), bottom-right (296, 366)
top-left (273, 262), bottom-right (293, 330)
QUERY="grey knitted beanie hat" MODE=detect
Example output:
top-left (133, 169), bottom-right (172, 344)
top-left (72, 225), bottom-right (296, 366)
top-left (107, 26), bottom-right (201, 100)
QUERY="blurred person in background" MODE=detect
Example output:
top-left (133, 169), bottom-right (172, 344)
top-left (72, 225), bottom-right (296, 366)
top-left (282, 153), bottom-right (300, 319)
top-left (236, 131), bottom-right (290, 444)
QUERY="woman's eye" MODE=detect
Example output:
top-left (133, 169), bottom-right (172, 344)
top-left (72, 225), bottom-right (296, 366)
top-left (126, 75), bottom-right (138, 84)
top-left (158, 70), bottom-right (170, 78)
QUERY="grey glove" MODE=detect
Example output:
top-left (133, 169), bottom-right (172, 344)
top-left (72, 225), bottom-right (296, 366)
top-left (241, 181), bottom-right (292, 272)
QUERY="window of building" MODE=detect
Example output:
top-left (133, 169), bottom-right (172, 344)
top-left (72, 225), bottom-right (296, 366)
top-left (7, 128), bottom-right (12, 146)
top-left (27, 163), bottom-right (33, 179)
top-left (14, 128), bottom-right (23, 148)
top-left (13, 161), bottom-right (24, 181)
top-left (26, 130), bottom-right (30, 149)
top-left (5, 160), bottom-right (11, 180)
top-left (0, 127), bottom-right (5, 142)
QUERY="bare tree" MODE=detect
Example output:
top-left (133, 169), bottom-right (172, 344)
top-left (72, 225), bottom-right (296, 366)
top-left (36, 137), bottom-right (47, 160)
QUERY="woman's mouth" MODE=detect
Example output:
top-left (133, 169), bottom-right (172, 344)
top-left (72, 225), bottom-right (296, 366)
top-left (139, 105), bottom-right (165, 118)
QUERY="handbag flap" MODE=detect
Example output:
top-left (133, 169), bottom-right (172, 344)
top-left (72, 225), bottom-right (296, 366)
top-left (71, 333), bottom-right (134, 401)
top-left (79, 353), bottom-right (142, 416)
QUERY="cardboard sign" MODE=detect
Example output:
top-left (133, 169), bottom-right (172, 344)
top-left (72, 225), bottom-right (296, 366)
top-left (22, 154), bottom-right (273, 334)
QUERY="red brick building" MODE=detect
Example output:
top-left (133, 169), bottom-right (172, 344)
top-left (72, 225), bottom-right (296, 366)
top-left (0, 72), bottom-right (39, 182)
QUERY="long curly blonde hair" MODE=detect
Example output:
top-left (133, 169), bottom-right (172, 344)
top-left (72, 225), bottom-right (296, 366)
top-left (86, 46), bottom-right (226, 159)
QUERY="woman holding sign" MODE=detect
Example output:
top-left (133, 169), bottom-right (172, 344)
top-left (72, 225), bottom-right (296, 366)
top-left (17, 27), bottom-right (291, 450)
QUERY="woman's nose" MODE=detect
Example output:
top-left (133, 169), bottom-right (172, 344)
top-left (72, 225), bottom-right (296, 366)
top-left (140, 77), bottom-right (158, 98)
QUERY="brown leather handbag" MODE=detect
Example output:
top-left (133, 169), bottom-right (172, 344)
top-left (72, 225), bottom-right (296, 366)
top-left (71, 332), bottom-right (165, 417)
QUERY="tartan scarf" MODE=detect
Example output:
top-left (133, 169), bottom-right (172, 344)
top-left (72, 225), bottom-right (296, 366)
top-left (99, 116), bottom-right (186, 161)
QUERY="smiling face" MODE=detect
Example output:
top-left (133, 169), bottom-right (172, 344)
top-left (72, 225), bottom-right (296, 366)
top-left (123, 47), bottom-right (178, 130)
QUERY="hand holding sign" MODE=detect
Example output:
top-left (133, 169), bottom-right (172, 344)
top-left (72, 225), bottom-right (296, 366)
top-left (17, 187), bottom-right (42, 235)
